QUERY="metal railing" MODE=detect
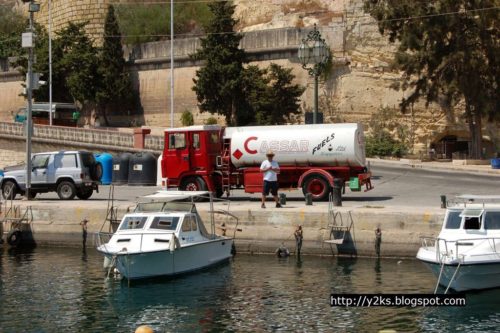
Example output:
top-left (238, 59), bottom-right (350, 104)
top-left (420, 236), bottom-right (500, 263)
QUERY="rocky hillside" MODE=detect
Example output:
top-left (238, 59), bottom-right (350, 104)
top-left (234, 0), bottom-right (347, 31)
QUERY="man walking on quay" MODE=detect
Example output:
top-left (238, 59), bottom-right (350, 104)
top-left (260, 150), bottom-right (281, 208)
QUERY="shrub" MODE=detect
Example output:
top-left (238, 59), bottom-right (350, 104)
top-left (180, 110), bottom-right (194, 126)
top-left (205, 117), bottom-right (218, 125)
top-left (366, 131), bottom-right (407, 158)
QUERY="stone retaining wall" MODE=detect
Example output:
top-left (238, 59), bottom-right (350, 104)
top-left (0, 201), bottom-right (444, 258)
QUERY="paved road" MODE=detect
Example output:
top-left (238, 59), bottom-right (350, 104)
top-left (26, 163), bottom-right (500, 207)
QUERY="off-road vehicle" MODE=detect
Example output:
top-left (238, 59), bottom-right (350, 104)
top-left (1, 151), bottom-right (101, 200)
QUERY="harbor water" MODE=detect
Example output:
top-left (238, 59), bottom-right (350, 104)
top-left (1, 247), bottom-right (499, 332)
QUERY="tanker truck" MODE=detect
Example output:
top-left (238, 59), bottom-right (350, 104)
top-left (161, 123), bottom-right (373, 200)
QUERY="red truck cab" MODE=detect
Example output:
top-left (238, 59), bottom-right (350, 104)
top-left (162, 125), bottom-right (223, 194)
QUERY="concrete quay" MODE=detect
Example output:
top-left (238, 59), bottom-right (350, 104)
top-left (0, 197), bottom-right (444, 258)
top-left (3, 157), bottom-right (498, 257)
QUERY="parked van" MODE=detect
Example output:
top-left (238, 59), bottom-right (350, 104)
top-left (14, 102), bottom-right (80, 127)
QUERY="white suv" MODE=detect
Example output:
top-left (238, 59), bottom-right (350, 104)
top-left (1, 151), bottom-right (101, 200)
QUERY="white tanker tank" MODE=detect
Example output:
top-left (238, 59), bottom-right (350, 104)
top-left (224, 123), bottom-right (366, 168)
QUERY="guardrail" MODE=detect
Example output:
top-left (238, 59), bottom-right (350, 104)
top-left (0, 121), bottom-right (164, 152)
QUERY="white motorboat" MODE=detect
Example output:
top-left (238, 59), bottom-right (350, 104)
top-left (96, 191), bottom-right (234, 280)
top-left (417, 195), bottom-right (500, 292)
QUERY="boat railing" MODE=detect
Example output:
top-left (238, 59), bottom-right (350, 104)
top-left (420, 236), bottom-right (500, 262)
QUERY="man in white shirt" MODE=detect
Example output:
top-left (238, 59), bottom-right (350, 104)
top-left (260, 150), bottom-right (281, 208)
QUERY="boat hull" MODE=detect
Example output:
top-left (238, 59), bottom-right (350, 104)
top-left (418, 248), bottom-right (500, 291)
top-left (101, 238), bottom-right (233, 280)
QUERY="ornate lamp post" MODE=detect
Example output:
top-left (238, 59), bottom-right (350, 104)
top-left (298, 24), bottom-right (329, 124)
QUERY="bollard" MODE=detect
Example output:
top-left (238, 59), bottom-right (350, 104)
top-left (305, 193), bottom-right (313, 205)
top-left (440, 195), bottom-right (447, 209)
top-left (279, 193), bottom-right (287, 205)
top-left (332, 178), bottom-right (343, 207)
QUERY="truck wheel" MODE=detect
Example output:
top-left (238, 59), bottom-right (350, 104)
top-left (302, 175), bottom-right (330, 201)
top-left (2, 180), bottom-right (17, 200)
top-left (181, 177), bottom-right (207, 192)
top-left (76, 188), bottom-right (93, 200)
top-left (180, 177), bottom-right (207, 201)
top-left (57, 181), bottom-right (76, 200)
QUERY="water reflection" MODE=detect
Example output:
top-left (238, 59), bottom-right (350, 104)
top-left (1, 248), bottom-right (499, 332)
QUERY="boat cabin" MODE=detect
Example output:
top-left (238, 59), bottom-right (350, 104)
top-left (442, 205), bottom-right (500, 234)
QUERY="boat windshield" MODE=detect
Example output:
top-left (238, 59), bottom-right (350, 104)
top-left (445, 211), bottom-right (462, 229)
top-left (119, 216), bottom-right (148, 230)
top-left (484, 211), bottom-right (500, 230)
top-left (149, 216), bottom-right (179, 230)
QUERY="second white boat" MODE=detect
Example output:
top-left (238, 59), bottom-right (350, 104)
top-left (417, 195), bottom-right (500, 292)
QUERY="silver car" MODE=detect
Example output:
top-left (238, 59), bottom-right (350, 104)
top-left (1, 151), bottom-right (101, 200)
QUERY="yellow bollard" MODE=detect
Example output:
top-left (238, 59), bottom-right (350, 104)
top-left (135, 325), bottom-right (154, 333)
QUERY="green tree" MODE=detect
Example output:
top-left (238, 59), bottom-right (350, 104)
top-left (364, 0), bottom-right (499, 159)
top-left (96, 5), bottom-right (132, 126)
top-left (244, 64), bottom-right (305, 125)
top-left (56, 22), bottom-right (100, 105)
top-left (260, 63), bottom-right (305, 124)
top-left (115, 2), bottom-right (212, 45)
top-left (0, 6), bottom-right (25, 59)
top-left (191, 1), bottom-right (247, 126)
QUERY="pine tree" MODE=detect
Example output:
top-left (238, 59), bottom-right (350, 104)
top-left (364, 0), bottom-right (499, 158)
top-left (191, 1), bottom-right (247, 126)
top-left (57, 22), bottom-right (100, 105)
top-left (96, 5), bottom-right (132, 126)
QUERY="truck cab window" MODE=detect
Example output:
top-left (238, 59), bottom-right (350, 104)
top-left (193, 134), bottom-right (200, 149)
top-left (210, 133), bottom-right (219, 144)
top-left (168, 133), bottom-right (186, 149)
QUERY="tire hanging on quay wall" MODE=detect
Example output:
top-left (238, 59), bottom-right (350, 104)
top-left (7, 229), bottom-right (22, 247)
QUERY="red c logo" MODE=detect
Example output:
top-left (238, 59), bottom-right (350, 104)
top-left (244, 136), bottom-right (258, 154)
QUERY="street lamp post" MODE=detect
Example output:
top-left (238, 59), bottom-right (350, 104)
top-left (298, 24), bottom-right (329, 124)
top-left (21, 0), bottom-right (40, 200)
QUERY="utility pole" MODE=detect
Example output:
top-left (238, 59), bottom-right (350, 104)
top-left (48, 0), bottom-right (53, 126)
top-left (170, 0), bottom-right (174, 128)
top-left (21, 0), bottom-right (40, 200)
